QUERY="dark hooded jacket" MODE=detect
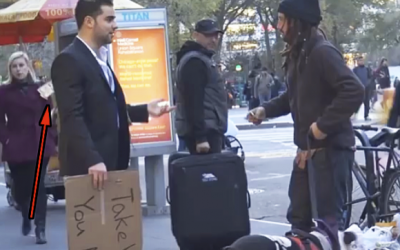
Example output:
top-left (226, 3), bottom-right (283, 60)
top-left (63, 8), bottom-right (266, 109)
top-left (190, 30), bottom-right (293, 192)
top-left (376, 66), bottom-right (391, 89)
top-left (261, 31), bottom-right (364, 150)
top-left (175, 41), bottom-right (228, 143)
top-left (388, 83), bottom-right (400, 127)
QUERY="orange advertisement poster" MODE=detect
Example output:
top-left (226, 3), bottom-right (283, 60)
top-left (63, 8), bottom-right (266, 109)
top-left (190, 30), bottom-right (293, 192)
top-left (111, 28), bottom-right (172, 144)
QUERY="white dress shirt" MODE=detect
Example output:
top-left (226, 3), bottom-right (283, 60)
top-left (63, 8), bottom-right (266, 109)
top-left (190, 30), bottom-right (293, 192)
top-left (77, 36), bottom-right (119, 126)
top-left (76, 36), bottom-right (115, 92)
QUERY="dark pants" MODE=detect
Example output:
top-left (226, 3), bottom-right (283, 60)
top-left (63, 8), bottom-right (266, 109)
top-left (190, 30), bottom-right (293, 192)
top-left (364, 87), bottom-right (371, 119)
top-left (287, 149), bottom-right (353, 234)
top-left (248, 98), bottom-right (259, 110)
top-left (183, 133), bottom-right (223, 155)
top-left (371, 89), bottom-right (377, 108)
top-left (8, 158), bottom-right (49, 229)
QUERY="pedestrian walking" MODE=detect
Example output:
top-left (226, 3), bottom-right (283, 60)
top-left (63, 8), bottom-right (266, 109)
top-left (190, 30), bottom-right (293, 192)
top-left (51, 0), bottom-right (173, 188)
top-left (247, 70), bottom-right (260, 115)
top-left (0, 51), bottom-right (58, 244)
top-left (254, 67), bottom-right (274, 104)
top-left (248, 0), bottom-right (364, 240)
top-left (175, 19), bottom-right (228, 155)
top-left (353, 56), bottom-right (372, 120)
top-left (375, 58), bottom-right (391, 89)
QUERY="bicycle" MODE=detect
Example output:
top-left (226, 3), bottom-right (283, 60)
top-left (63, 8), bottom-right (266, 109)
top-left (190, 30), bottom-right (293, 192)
top-left (344, 125), bottom-right (400, 229)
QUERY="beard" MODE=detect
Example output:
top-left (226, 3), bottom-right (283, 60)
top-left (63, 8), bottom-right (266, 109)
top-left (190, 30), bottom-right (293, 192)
top-left (93, 29), bottom-right (112, 47)
top-left (100, 34), bottom-right (112, 46)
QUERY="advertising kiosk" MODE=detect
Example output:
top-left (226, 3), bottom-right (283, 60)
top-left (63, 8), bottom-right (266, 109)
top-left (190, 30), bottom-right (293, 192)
top-left (55, 8), bottom-right (175, 215)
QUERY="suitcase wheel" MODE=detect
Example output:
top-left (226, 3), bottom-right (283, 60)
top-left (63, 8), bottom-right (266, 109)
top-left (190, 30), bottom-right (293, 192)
top-left (166, 186), bottom-right (170, 204)
top-left (247, 190), bottom-right (251, 208)
top-left (7, 190), bottom-right (14, 207)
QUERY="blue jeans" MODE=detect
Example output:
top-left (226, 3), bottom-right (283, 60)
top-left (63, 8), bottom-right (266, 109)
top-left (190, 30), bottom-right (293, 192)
top-left (178, 137), bottom-right (186, 151)
top-left (258, 92), bottom-right (271, 104)
top-left (286, 148), bottom-right (353, 233)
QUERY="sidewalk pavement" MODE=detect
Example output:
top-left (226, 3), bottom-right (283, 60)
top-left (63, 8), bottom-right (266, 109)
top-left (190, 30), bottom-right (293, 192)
top-left (0, 186), bottom-right (290, 250)
top-left (230, 104), bottom-right (382, 130)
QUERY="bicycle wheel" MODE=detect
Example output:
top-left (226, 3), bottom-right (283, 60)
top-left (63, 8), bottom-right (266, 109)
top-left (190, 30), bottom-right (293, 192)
top-left (224, 135), bottom-right (245, 162)
top-left (381, 169), bottom-right (400, 219)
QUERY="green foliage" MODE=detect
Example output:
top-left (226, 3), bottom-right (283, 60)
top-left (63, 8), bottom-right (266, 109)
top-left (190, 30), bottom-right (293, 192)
top-left (134, 0), bottom-right (217, 53)
top-left (176, 0), bottom-right (220, 30)
top-left (320, 0), bottom-right (363, 47)
top-left (351, 0), bottom-right (400, 64)
top-left (359, 9), bottom-right (400, 51)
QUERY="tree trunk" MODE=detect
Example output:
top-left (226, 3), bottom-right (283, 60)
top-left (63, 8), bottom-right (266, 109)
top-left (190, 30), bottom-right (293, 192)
top-left (273, 29), bottom-right (284, 79)
top-left (332, 21), bottom-right (339, 49)
top-left (215, 33), bottom-right (224, 61)
top-left (171, 2), bottom-right (181, 53)
top-left (264, 32), bottom-right (272, 69)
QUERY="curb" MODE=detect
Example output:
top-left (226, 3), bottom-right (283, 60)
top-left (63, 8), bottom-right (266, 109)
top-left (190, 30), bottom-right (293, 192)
top-left (237, 122), bottom-right (293, 130)
top-left (237, 120), bottom-right (381, 130)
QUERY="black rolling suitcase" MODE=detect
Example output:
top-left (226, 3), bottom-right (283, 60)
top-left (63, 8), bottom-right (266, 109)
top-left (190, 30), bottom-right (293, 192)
top-left (167, 151), bottom-right (251, 249)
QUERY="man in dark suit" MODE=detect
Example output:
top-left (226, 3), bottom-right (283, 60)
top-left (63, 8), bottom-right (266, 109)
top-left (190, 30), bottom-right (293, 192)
top-left (51, 0), bottom-right (173, 189)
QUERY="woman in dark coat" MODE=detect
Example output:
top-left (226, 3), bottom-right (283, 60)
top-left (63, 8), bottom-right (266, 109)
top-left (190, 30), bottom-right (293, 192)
top-left (375, 58), bottom-right (391, 89)
top-left (0, 51), bottom-right (57, 244)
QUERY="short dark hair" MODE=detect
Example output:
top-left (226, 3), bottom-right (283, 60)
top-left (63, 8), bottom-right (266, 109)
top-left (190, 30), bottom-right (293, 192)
top-left (75, 0), bottom-right (113, 30)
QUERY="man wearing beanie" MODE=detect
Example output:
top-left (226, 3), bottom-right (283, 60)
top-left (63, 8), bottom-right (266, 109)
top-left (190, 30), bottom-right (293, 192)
top-left (248, 0), bottom-right (364, 241)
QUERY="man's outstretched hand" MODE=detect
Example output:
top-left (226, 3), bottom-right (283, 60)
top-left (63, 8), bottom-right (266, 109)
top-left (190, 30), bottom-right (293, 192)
top-left (148, 99), bottom-right (175, 117)
top-left (247, 107), bottom-right (266, 125)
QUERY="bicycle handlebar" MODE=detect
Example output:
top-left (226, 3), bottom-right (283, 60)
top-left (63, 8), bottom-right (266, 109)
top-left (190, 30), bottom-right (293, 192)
top-left (353, 124), bottom-right (379, 131)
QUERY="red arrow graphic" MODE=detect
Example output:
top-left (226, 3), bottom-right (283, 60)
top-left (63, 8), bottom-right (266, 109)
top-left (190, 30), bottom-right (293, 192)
top-left (29, 104), bottom-right (52, 219)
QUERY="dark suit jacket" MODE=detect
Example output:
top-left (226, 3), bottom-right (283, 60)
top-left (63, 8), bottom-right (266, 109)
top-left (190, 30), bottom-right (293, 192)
top-left (51, 38), bottom-right (148, 176)
top-left (0, 82), bottom-right (57, 163)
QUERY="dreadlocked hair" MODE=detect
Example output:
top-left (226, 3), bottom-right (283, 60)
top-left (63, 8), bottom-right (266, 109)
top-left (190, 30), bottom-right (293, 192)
top-left (281, 17), bottom-right (318, 72)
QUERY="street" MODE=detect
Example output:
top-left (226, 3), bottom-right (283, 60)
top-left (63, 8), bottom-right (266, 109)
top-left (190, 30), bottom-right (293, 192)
top-left (229, 104), bottom-right (382, 130)
top-left (0, 126), bottom-right (376, 249)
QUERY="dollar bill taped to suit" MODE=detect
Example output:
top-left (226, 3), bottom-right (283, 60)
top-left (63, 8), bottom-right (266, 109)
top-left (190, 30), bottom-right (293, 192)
top-left (38, 81), bottom-right (54, 99)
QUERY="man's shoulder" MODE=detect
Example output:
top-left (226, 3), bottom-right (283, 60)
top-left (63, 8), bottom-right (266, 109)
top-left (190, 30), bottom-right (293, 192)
top-left (53, 45), bottom-right (86, 70)
top-left (57, 44), bottom-right (79, 60)
top-left (178, 53), bottom-right (212, 75)
top-left (179, 51), bottom-right (212, 67)
top-left (311, 40), bottom-right (340, 57)
top-left (54, 50), bottom-right (75, 65)
top-left (308, 40), bottom-right (344, 67)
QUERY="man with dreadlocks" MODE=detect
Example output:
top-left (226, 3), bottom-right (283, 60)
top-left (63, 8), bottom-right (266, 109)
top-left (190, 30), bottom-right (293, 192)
top-left (248, 0), bottom-right (364, 238)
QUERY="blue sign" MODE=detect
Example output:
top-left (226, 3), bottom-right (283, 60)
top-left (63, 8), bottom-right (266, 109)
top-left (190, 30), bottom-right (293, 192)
top-left (116, 9), bottom-right (165, 23)
top-left (121, 12), bottom-right (150, 21)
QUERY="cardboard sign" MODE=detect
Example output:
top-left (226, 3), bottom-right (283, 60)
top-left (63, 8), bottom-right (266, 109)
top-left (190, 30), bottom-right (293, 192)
top-left (65, 170), bottom-right (143, 250)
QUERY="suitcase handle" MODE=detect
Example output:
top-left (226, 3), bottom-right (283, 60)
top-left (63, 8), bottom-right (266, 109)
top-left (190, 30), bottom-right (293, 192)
top-left (247, 190), bottom-right (251, 208)
top-left (166, 186), bottom-right (170, 204)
